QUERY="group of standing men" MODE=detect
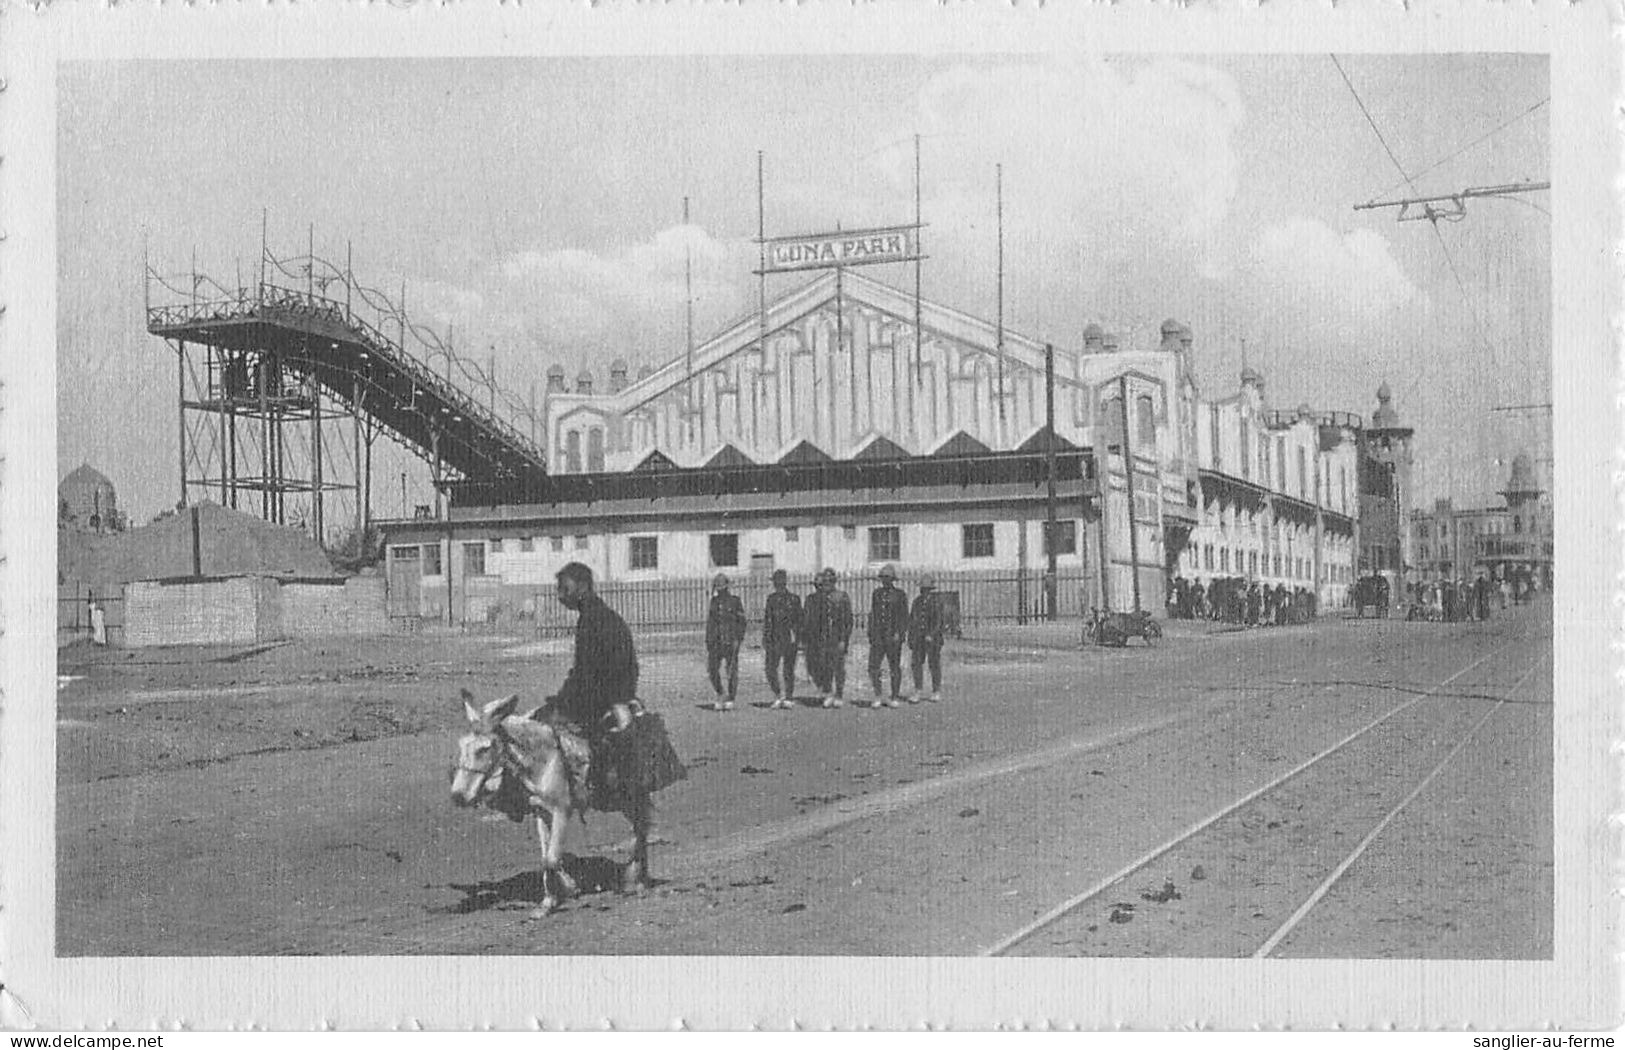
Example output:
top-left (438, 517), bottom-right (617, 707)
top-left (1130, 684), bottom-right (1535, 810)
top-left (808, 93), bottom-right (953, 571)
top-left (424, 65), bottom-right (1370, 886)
top-left (705, 565), bottom-right (948, 711)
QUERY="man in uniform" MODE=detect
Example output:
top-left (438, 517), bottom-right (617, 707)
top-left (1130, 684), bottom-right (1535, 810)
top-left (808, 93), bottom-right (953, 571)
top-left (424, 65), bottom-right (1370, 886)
top-left (802, 568), bottom-right (853, 709)
top-left (542, 562), bottom-right (638, 796)
top-left (908, 574), bottom-right (946, 703)
top-left (705, 573), bottom-right (747, 711)
top-left (762, 569), bottom-right (802, 710)
top-left (866, 564), bottom-right (910, 708)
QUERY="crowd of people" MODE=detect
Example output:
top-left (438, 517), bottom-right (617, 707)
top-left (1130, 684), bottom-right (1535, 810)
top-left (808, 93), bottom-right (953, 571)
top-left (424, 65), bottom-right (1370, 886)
top-left (1165, 576), bottom-right (1320, 626)
top-left (705, 565), bottom-right (949, 711)
top-left (1403, 573), bottom-right (1538, 622)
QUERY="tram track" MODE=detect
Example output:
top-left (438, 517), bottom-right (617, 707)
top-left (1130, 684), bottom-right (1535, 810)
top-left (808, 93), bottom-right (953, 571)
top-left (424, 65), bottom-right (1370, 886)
top-left (982, 632), bottom-right (1549, 958)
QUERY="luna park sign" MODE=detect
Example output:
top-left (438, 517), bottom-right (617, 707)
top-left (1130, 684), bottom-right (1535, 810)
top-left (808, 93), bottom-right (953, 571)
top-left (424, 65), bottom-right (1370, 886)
top-left (758, 225), bottom-right (922, 274)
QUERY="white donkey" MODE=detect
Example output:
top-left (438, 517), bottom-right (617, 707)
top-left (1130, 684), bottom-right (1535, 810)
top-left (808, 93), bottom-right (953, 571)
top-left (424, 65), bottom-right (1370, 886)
top-left (450, 690), bottom-right (653, 917)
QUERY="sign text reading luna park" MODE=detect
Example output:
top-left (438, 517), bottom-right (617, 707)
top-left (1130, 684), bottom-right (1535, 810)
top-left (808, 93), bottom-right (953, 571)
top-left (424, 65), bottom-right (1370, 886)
top-left (759, 225), bottom-right (922, 274)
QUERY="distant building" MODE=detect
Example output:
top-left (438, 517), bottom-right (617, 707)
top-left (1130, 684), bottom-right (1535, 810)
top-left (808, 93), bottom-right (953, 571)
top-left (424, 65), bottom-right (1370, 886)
top-left (59, 463), bottom-right (122, 534)
top-left (1410, 452), bottom-right (1552, 588)
top-left (1181, 364), bottom-right (1360, 609)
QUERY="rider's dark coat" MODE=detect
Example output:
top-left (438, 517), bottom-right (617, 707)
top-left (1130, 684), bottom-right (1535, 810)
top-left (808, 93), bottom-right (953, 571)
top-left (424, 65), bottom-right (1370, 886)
top-left (554, 592), bottom-right (639, 726)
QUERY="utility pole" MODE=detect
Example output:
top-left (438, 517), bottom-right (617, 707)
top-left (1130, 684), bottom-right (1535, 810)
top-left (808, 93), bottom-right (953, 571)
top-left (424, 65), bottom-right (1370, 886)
top-left (1117, 375), bottom-right (1142, 615)
top-left (1044, 343), bottom-right (1058, 621)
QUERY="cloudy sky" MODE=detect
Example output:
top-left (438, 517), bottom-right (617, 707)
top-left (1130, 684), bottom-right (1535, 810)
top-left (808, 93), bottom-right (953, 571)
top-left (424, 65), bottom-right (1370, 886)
top-left (58, 54), bottom-right (1549, 524)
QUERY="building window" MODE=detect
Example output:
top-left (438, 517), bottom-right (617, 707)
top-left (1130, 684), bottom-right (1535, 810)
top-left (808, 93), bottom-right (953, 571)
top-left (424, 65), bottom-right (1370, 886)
top-left (629, 536), bottom-right (659, 571)
top-left (1044, 520), bottom-right (1078, 557)
top-left (1203, 544), bottom-right (1213, 570)
top-left (962, 523), bottom-right (996, 559)
top-left (519, 537), bottom-right (534, 553)
top-left (423, 544), bottom-right (442, 575)
top-left (1276, 437), bottom-right (1287, 491)
top-left (1273, 553), bottom-right (1281, 576)
top-left (390, 545), bottom-right (420, 562)
top-left (710, 533), bottom-right (740, 568)
top-left (1239, 419), bottom-right (1250, 480)
top-left (1419, 544), bottom-right (1429, 560)
top-left (1297, 447), bottom-right (1307, 498)
top-left (574, 534), bottom-right (588, 550)
top-left (869, 526), bottom-right (901, 563)
top-left (1339, 466), bottom-right (1348, 512)
top-left (843, 525), bottom-right (857, 541)
top-left (587, 427), bottom-right (606, 472)
top-left (1210, 404), bottom-right (1223, 472)
top-left (1220, 548), bottom-right (1230, 572)
top-left (565, 430), bottom-right (582, 474)
top-left (550, 536), bottom-right (565, 552)
top-left (489, 538), bottom-right (503, 554)
top-left (1513, 516), bottom-right (1522, 533)
top-left (1418, 524), bottom-right (1430, 540)
top-left (1136, 395), bottom-right (1156, 446)
top-left (1248, 551), bottom-right (1258, 576)
top-left (463, 542), bottom-right (487, 575)
top-left (784, 527), bottom-right (800, 542)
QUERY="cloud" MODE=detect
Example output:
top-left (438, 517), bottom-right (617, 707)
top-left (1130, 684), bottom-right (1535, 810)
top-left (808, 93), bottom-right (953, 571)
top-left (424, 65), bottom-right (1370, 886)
top-left (1248, 219), bottom-right (1421, 323)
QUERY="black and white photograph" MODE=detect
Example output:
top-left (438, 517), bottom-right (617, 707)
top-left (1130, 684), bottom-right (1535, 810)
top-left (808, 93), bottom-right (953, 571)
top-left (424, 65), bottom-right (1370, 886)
top-left (3, 2), bottom-right (1617, 1032)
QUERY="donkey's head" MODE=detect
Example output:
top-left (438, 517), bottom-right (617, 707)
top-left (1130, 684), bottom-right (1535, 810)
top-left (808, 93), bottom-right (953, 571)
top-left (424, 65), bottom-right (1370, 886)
top-left (449, 688), bottom-right (522, 807)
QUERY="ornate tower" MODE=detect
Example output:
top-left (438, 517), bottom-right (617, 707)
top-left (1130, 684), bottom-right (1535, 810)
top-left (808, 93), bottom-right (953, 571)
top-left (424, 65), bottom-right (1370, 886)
top-left (1360, 381), bottom-right (1416, 577)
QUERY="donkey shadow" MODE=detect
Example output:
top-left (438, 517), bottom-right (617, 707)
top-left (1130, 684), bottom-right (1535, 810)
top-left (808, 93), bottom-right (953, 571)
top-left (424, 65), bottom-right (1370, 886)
top-left (442, 854), bottom-right (658, 914)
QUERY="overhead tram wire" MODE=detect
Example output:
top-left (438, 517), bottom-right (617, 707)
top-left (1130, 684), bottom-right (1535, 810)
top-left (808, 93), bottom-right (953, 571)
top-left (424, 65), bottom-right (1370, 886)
top-left (1369, 96), bottom-right (1549, 203)
top-left (1330, 54), bottom-right (1505, 397)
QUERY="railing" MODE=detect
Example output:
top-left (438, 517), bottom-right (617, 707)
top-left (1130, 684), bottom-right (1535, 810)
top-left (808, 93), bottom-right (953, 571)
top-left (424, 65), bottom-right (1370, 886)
top-left (494, 568), bottom-right (1100, 638)
top-left (58, 594), bottom-right (125, 645)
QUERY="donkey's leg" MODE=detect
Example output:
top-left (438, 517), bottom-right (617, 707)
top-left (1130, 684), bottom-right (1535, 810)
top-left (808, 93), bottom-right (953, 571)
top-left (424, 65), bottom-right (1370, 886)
top-left (538, 806), bottom-right (580, 897)
top-left (622, 794), bottom-right (652, 893)
top-left (532, 802), bottom-right (576, 916)
top-left (528, 812), bottom-right (559, 918)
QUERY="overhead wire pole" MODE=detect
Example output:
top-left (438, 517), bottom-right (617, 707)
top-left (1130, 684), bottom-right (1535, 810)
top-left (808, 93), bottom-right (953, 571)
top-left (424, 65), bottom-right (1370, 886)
top-left (995, 162), bottom-right (1006, 447)
top-left (914, 134), bottom-right (925, 444)
top-left (757, 151), bottom-right (768, 442)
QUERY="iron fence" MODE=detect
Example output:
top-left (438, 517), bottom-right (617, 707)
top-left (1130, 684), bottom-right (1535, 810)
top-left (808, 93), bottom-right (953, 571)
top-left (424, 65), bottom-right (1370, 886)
top-left (515, 568), bottom-right (1097, 638)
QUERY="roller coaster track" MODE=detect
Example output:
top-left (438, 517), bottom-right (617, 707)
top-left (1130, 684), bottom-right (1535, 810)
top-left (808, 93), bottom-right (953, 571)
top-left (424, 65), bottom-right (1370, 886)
top-left (146, 252), bottom-right (548, 486)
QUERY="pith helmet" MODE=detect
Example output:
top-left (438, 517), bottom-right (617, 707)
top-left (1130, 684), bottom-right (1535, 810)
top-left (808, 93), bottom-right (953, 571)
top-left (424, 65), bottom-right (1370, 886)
top-left (919, 574), bottom-right (936, 591)
top-left (878, 564), bottom-right (898, 580)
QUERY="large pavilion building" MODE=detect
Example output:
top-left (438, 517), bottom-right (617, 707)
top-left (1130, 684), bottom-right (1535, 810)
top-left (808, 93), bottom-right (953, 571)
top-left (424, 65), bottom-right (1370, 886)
top-left (378, 270), bottom-right (1363, 628)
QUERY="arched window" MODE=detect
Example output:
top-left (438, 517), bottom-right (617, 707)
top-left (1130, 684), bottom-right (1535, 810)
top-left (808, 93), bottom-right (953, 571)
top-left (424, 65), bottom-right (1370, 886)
top-left (1514, 515), bottom-right (1522, 533)
top-left (565, 430), bottom-right (582, 473)
top-left (1296, 447), bottom-right (1307, 497)
top-left (587, 427), bottom-right (605, 472)
top-left (1238, 419), bottom-right (1251, 479)
top-left (1135, 395), bottom-right (1156, 446)
top-left (1101, 396), bottom-right (1126, 449)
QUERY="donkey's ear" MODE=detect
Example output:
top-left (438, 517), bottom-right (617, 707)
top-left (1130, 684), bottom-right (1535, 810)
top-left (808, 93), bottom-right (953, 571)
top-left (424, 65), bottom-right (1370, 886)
top-left (484, 693), bottom-right (522, 723)
top-left (461, 691), bottom-right (482, 724)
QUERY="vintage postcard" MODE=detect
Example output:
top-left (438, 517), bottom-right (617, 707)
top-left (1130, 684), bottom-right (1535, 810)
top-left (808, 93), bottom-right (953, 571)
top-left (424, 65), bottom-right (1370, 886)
top-left (1, 0), bottom-right (1617, 1032)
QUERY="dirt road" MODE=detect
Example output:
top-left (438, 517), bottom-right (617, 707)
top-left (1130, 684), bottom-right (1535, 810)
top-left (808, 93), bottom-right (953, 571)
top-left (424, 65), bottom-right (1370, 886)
top-left (56, 602), bottom-right (1551, 957)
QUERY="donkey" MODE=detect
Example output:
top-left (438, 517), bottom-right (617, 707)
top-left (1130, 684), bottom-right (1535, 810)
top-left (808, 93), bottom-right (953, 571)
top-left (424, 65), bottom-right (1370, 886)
top-left (450, 690), bottom-right (653, 918)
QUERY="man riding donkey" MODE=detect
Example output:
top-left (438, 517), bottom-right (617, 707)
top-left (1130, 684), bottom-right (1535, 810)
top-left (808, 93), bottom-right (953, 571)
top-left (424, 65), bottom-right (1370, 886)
top-left (450, 562), bottom-right (684, 913)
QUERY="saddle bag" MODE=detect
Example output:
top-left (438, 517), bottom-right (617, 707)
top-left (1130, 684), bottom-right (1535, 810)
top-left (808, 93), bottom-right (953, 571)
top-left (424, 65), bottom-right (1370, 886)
top-left (606, 709), bottom-right (687, 796)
